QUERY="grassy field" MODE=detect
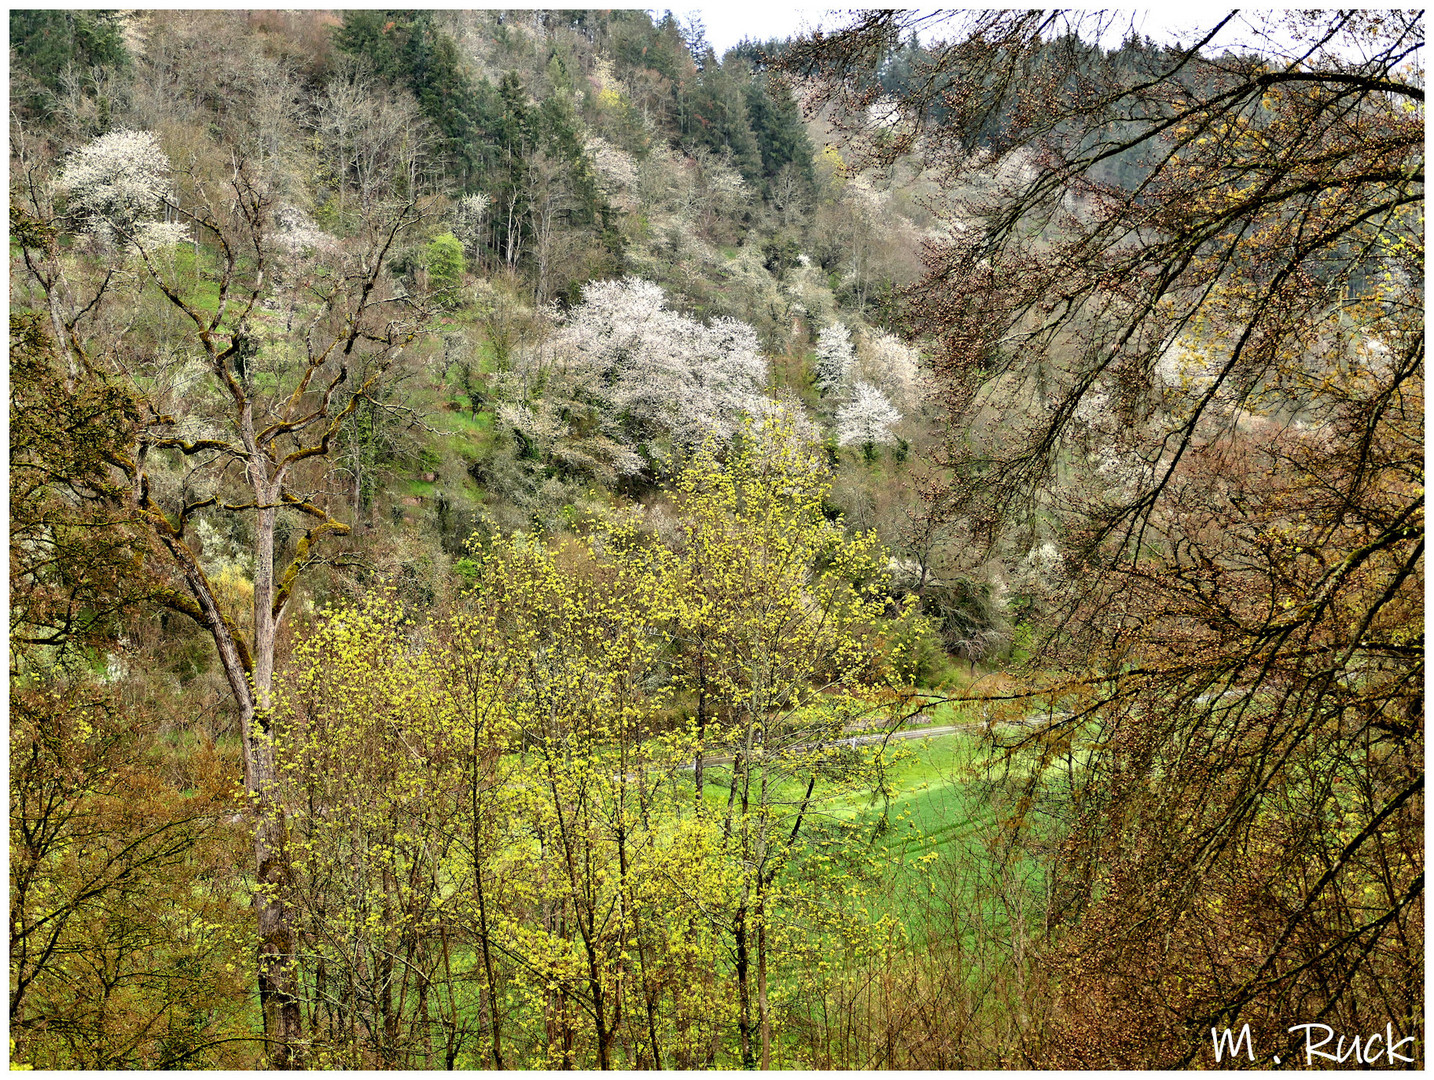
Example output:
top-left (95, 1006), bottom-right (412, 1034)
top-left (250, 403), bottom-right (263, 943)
top-left (822, 723), bottom-right (1052, 947)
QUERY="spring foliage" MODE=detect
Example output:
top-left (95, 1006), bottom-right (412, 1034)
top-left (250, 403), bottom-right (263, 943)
top-left (265, 424), bottom-right (918, 1067)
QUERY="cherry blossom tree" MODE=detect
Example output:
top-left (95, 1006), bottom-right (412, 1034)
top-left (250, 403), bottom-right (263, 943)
top-left (58, 129), bottom-right (170, 244)
top-left (449, 191), bottom-right (491, 257)
top-left (855, 329), bottom-right (927, 410)
top-left (835, 379), bottom-right (901, 452)
top-left (814, 320), bottom-right (854, 395)
top-left (503, 276), bottom-right (770, 476)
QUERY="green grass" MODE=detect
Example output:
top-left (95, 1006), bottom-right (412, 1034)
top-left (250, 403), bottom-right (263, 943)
top-left (866, 733), bottom-right (989, 846)
top-left (276, 725), bottom-right (1042, 1064)
top-left (812, 726), bottom-right (1051, 943)
top-left (429, 410), bottom-right (498, 494)
top-left (688, 724), bottom-right (999, 888)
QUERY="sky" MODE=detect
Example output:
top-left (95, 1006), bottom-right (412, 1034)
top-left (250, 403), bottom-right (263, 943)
top-left (641, 6), bottom-right (1424, 63)
top-left (644, 5), bottom-right (1188, 55)
top-left (632, 5), bottom-right (1273, 56)
top-left (22, 4), bottom-right (1420, 71)
top-left (666, 5), bottom-right (833, 54)
top-left (264, 3), bottom-right (1407, 60)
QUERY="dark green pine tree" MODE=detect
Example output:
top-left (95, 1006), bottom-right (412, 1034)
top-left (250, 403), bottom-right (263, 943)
top-left (333, 10), bottom-right (490, 188)
top-left (744, 72), bottom-right (816, 193)
top-left (10, 9), bottom-right (129, 123)
top-left (683, 55), bottom-right (762, 182)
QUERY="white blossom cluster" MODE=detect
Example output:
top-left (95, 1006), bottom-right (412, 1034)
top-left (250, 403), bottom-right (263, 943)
top-left (678, 148), bottom-right (749, 223)
top-left (841, 174), bottom-right (889, 225)
top-left (693, 150), bottom-right (749, 206)
top-left (814, 322), bottom-right (854, 395)
top-left (783, 262), bottom-right (838, 324)
top-left (584, 135), bottom-right (640, 206)
top-left (192, 516), bottom-right (254, 579)
top-left (815, 323), bottom-right (924, 448)
top-left (555, 277), bottom-right (767, 446)
top-left (60, 129), bottom-right (171, 244)
top-left (722, 245), bottom-right (785, 326)
top-left (273, 205), bottom-right (340, 256)
top-left (835, 379), bottom-right (903, 447)
top-left (497, 400), bottom-right (647, 479)
top-left (131, 220), bottom-right (190, 250)
top-left (1154, 337), bottom-right (1220, 391)
top-left (1014, 540), bottom-right (1065, 596)
top-left (854, 330), bottom-right (927, 411)
top-left (449, 192), bottom-right (491, 255)
top-left (504, 277), bottom-right (771, 476)
top-left (747, 389), bottom-right (821, 450)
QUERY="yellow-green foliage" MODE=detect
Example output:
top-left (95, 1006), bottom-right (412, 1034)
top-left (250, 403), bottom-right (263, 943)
top-left (665, 422), bottom-right (901, 736)
top-left (267, 419), bottom-right (920, 1067)
top-left (9, 687), bottom-right (255, 1069)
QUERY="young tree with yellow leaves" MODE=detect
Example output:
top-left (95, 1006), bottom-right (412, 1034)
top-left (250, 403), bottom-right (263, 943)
top-left (662, 424), bottom-right (906, 1067)
top-left (263, 420), bottom-right (915, 1067)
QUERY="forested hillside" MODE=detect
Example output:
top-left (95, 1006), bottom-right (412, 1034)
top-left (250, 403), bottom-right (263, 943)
top-left (10, 8), bottom-right (1423, 1070)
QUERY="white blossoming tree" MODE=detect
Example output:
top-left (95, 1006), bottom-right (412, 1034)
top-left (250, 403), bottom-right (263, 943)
top-left (855, 329), bottom-right (927, 410)
top-left (59, 129), bottom-right (171, 243)
top-left (747, 389), bottom-right (823, 452)
top-left (584, 134), bottom-right (641, 209)
top-left (814, 321), bottom-right (854, 395)
top-left (835, 379), bottom-right (902, 456)
top-left (449, 191), bottom-right (491, 257)
top-left (504, 277), bottom-right (769, 477)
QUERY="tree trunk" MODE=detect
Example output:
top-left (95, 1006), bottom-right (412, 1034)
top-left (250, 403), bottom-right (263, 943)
top-left (248, 683), bottom-right (304, 1067)
top-left (473, 857), bottom-right (504, 1067)
top-left (256, 819), bottom-right (303, 1069)
top-left (242, 462), bottom-right (306, 1067)
top-left (694, 657), bottom-right (707, 805)
top-left (169, 522), bottom-right (302, 1067)
top-left (735, 903), bottom-right (754, 1069)
top-left (758, 895), bottom-right (770, 1069)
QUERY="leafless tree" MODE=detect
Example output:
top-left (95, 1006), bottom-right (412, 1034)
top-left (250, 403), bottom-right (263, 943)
top-left (789, 10), bottom-right (1423, 1065)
